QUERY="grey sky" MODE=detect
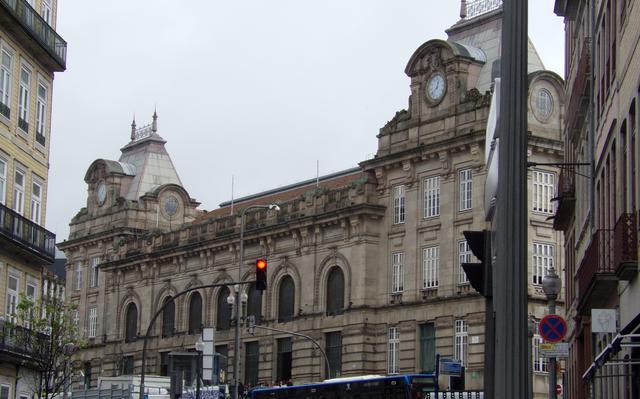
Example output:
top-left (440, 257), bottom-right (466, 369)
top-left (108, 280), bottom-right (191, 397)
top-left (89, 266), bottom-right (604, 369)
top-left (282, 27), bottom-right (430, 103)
top-left (47, 0), bottom-right (564, 242)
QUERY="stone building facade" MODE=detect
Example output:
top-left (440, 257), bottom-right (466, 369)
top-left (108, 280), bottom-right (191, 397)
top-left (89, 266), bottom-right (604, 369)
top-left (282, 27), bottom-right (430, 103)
top-left (59, 3), bottom-right (565, 397)
top-left (553, 0), bottom-right (640, 397)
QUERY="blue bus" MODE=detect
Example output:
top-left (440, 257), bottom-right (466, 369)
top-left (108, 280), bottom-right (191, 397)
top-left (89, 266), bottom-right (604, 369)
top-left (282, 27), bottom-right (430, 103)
top-left (250, 374), bottom-right (438, 399)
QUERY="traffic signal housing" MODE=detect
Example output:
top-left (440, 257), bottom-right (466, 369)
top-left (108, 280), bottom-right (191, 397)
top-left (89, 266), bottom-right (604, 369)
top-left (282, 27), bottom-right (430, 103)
top-left (255, 258), bottom-right (267, 290)
top-left (461, 230), bottom-right (492, 298)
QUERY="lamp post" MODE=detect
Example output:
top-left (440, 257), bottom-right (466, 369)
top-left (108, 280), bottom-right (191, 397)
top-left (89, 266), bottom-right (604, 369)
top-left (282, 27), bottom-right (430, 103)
top-left (233, 204), bottom-right (280, 399)
top-left (542, 266), bottom-right (562, 399)
top-left (195, 337), bottom-right (205, 399)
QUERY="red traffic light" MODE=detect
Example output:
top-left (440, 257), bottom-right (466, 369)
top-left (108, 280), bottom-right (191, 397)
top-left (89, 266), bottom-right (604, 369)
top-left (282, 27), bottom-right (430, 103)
top-left (256, 259), bottom-right (267, 270)
top-left (256, 258), bottom-right (268, 290)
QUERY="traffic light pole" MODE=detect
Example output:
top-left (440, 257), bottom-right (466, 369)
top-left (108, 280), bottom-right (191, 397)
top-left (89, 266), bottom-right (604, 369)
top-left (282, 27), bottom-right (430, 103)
top-left (495, 0), bottom-right (529, 398)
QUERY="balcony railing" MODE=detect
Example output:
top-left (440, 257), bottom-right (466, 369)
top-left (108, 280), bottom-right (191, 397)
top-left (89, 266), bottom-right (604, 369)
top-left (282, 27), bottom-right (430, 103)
top-left (0, 102), bottom-right (9, 119)
top-left (552, 167), bottom-right (576, 231)
top-left (566, 40), bottom-right (590, 140)
top-left (0, 202), bottom-right (55, 263)
top-left (18, 117), bottom-right (28, 132)
top-left (0, 0), bottom-right (67, 69)
top-left (614, 213), bottom-right (638, 280)
top-left (35, 131), bottom-right (45, 146)
top-left (576, 229), bottom-right (617, 314)
top-left (0, 323), bottom-right (37, 359)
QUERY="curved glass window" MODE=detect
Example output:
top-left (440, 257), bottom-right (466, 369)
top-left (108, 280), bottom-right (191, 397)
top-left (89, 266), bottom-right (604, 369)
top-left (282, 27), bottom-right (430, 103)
top-left (326, 267), bottom-right (345, 315)
top-left (217, 287), bottom-right (231, 331)
top-left (189, 292), bottom-right (203, 334)
top-left (125, 303), bottom-right (138, 342)
top-left (278, 276), bottom-right (295, 322)
top-left (162, 296), bottom-right (175, 337)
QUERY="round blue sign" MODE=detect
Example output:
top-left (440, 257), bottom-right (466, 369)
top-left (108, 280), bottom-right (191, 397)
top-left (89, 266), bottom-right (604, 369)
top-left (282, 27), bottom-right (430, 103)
top-left (539, 314), bottom-right (567, 343)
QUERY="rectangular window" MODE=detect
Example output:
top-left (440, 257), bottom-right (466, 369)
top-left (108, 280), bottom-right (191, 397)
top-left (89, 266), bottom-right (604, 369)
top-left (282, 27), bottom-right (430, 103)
top-left (13, 169), bottom-right (25, 215)
top-left (459, 169), bottom-right (473, 211)
top-left (393, 185), bottom-right (405, 224)
top-left (533, 171), bottom-right (555, 213)
top-left (1, 385), bottom-right (10, 399)
top-left (215, 345), bottom-right (228, 380)
top-left (6, 275), bottom-right (19, 323)
top-left (88, 306), bottom-right (97, 338)
top-left (532, 321), bottom-right (548, 372)
top-left (0, 158), bottom-right (6, 204)
top-left (0, 49), bottom-right (11, 117)
top-left (391, 252), bottom-right (404, 293)
top-left (41, 0), bottom-right (52, 25)
top-left (458, 240), bottom-right (472, 284)
top-left (419, 323), bottom-right (436, 373)
top-left (422, 246), bottom-right (439, 289)
top-left (245, 341), bottom-right (260, 386)
top-left (276, 338), bottom-right (292, 382)
top-left (121, 356), bottom-right (134, 375)
top-left (31, 180), bottom-right (42, 224)
top-left (533, 243), bottom-right (554, 285)
top-left (387, 327), bottom-right (400, 374)
top-left (36, 82), bottom-right (47, 138)
top-left (454, 320), bottom-right (468, 367)
top-left (74, 262), bottom-right (82, 290)
top-left (326, 331), bottom-right (342, 378)
top-left (73, 310), bottom-right (80, 328)
top-left (18, 66), bottom-right (30, 132)
top-left (89, 256), bottom-right (100, 288)
top-left (423, 176), bottom-right (440, 218)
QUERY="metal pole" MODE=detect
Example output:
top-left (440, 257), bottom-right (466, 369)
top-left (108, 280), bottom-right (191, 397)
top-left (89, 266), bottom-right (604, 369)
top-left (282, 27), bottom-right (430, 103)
top-left (233, 210), bottom-right (246, 399)
top-left (196, 351), bottom-right (202, 399)
top-left (549, 298), bottom-right (557, 399)
top-left (495, 0), bottom-right (529, 398)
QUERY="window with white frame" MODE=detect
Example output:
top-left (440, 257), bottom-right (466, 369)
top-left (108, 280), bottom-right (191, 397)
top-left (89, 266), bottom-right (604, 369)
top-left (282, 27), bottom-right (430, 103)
top-left (0, 157), bottom-right (6, 205)
top-left (458, 240), bottom-right (472, 284)
top-left (1, 384), bottom-right (10, 399)
top-left (393, 185), bottom-right (405, 224)
top-left (88, 306), bottom-right (97, 338)
top-left (74, 262), bottom-right (82, 291)
top-left (422, 246), bottom-right (439, 289)
top-left (18, 65), bottom-right (30, 131)
top-left (388, 327), bottom-right (400, 374)
top-left (533, 171), bottom-right (555, 213)
top-left (31, 180), bottom-right (42, 225)
top-left (532, 321), bottom-right (548, 372)
top-left (13, 169), bottom-right (25, 215)
top-left (89, 256), bottom-right (100, 288)
top-left (391, 252), bottom-right (404, 293)
top-left (533, 243), bottom-right (554, 285)
top-left (6, 275), bottom-right (19, 323)
top-left (454, 320), bottom-right (468, 366)
top-left (36, 82), bottom-right (47, 137)
top-left (24, 282), bottom-right (36, 328)
top-left (41, 0), bottom-right (52, 25)
top-left (423, 176), bottom-right (440, 218)
top-left (0, 49), bottom-right (11, 116)
top-left (459, 169), bottom-right (472, 211)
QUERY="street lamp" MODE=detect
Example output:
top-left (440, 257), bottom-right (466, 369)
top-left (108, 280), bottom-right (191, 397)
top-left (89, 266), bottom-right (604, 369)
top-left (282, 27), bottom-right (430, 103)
top-left (542, 266), bottom-right (562, 399)
top-left (233, 204), bottom-right (280, 399)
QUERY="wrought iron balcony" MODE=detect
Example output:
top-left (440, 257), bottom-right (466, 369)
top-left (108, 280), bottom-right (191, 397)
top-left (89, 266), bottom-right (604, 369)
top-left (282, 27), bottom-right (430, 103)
top-left (0, 323), bottom-right (38, 366)
top-left (0, 202), bottom-right (55, 264)
top-left (576, 229), bottom-right (617, 315)
top-left (18, 117), bottom-right (28, 132)
top-left (0, 0), bottom-right (67, 71)
top-left (552, 166), bottom-right (576, 231)
top-left (36, 131), bottom-right (45, 146)
top-left (614, 213), bottom-right (638, 280)
top-left (566, 40), bottom-right (590, 140)
top-left (0, 101), bottom-right (9, 119)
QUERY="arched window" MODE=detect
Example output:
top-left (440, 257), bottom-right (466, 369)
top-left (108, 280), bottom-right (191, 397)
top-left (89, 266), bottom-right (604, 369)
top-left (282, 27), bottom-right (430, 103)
top-left (189, 292), bottom-right (203, 334)
top-left (326, 267), bottom-right (344, 315)
top-left (278, 276), bottom-right (294, 323)
top-left (125, 303), bottom-right (138, 342)
top-left (247, 283), bottom-right (262, 323)
top-left (162, 296), bottom-right (175, 337)
top-left (217, 287), bottom-right (231, 331)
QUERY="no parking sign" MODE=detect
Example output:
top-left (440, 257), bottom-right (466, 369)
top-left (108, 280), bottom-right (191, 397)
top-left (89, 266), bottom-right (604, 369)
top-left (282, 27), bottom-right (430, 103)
top-left (539, 314), bottom-right (567, 343)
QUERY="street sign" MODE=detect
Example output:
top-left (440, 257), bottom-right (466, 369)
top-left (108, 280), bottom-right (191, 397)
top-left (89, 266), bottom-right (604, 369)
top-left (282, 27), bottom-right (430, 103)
top-left (540, 342), bottom-right (569, 358)
top-left (440, 358), bottom-right (463, 376)
top-left (539, 314), bottom-right (567, 343)
top-left (556, 384), bottom-right (563, 395)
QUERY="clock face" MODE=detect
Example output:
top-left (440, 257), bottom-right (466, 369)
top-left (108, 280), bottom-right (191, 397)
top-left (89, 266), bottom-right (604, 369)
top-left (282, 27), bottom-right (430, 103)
top-left (96, 181), bottom-right (107, 206)
top-left (426, 73), bottom-right (446, 103)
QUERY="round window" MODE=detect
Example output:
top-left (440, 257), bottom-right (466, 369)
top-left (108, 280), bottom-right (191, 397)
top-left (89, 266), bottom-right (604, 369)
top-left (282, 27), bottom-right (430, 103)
top-left (164, 195), bottom-right (179, 217)
top-left (535, 88), bottom-right (554, 121)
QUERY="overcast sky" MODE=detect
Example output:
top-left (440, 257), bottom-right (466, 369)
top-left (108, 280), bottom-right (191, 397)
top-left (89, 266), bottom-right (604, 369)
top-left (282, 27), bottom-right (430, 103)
top-left (47, 0), bottom-right (565, 243)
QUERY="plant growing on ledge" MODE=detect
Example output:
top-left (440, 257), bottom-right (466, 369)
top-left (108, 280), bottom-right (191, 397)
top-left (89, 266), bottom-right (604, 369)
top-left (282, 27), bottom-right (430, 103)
top-left (4, 294), bottom-right (85, 399)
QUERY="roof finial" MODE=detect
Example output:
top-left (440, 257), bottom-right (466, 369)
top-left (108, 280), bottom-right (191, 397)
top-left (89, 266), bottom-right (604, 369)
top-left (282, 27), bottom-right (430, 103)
top-left (130, 115), bottom-right (137, 141)
top-left (460, 0), bottom-right (467, 19)
top-left (152, 108), bottom-right (158, 133)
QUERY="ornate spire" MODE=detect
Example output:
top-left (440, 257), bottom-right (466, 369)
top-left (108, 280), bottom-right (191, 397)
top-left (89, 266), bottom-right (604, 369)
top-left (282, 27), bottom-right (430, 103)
top-left (460, 0), bottom-right (467, 19)
top-left (130, 116), bottom-right (136, 141)
top-left (152, 108), bottom-right (158, 133)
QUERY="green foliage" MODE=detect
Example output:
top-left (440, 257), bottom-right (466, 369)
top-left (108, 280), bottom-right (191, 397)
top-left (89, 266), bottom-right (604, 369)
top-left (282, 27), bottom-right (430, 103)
top-left (6, 294), bottom-right (85, 399)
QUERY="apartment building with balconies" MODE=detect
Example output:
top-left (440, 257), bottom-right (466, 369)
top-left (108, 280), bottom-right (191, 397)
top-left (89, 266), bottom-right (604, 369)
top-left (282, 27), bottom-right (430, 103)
top-left (554, 0), bottom-right (639, 397)
top-left (0, 0), bottom-right (66, 397)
